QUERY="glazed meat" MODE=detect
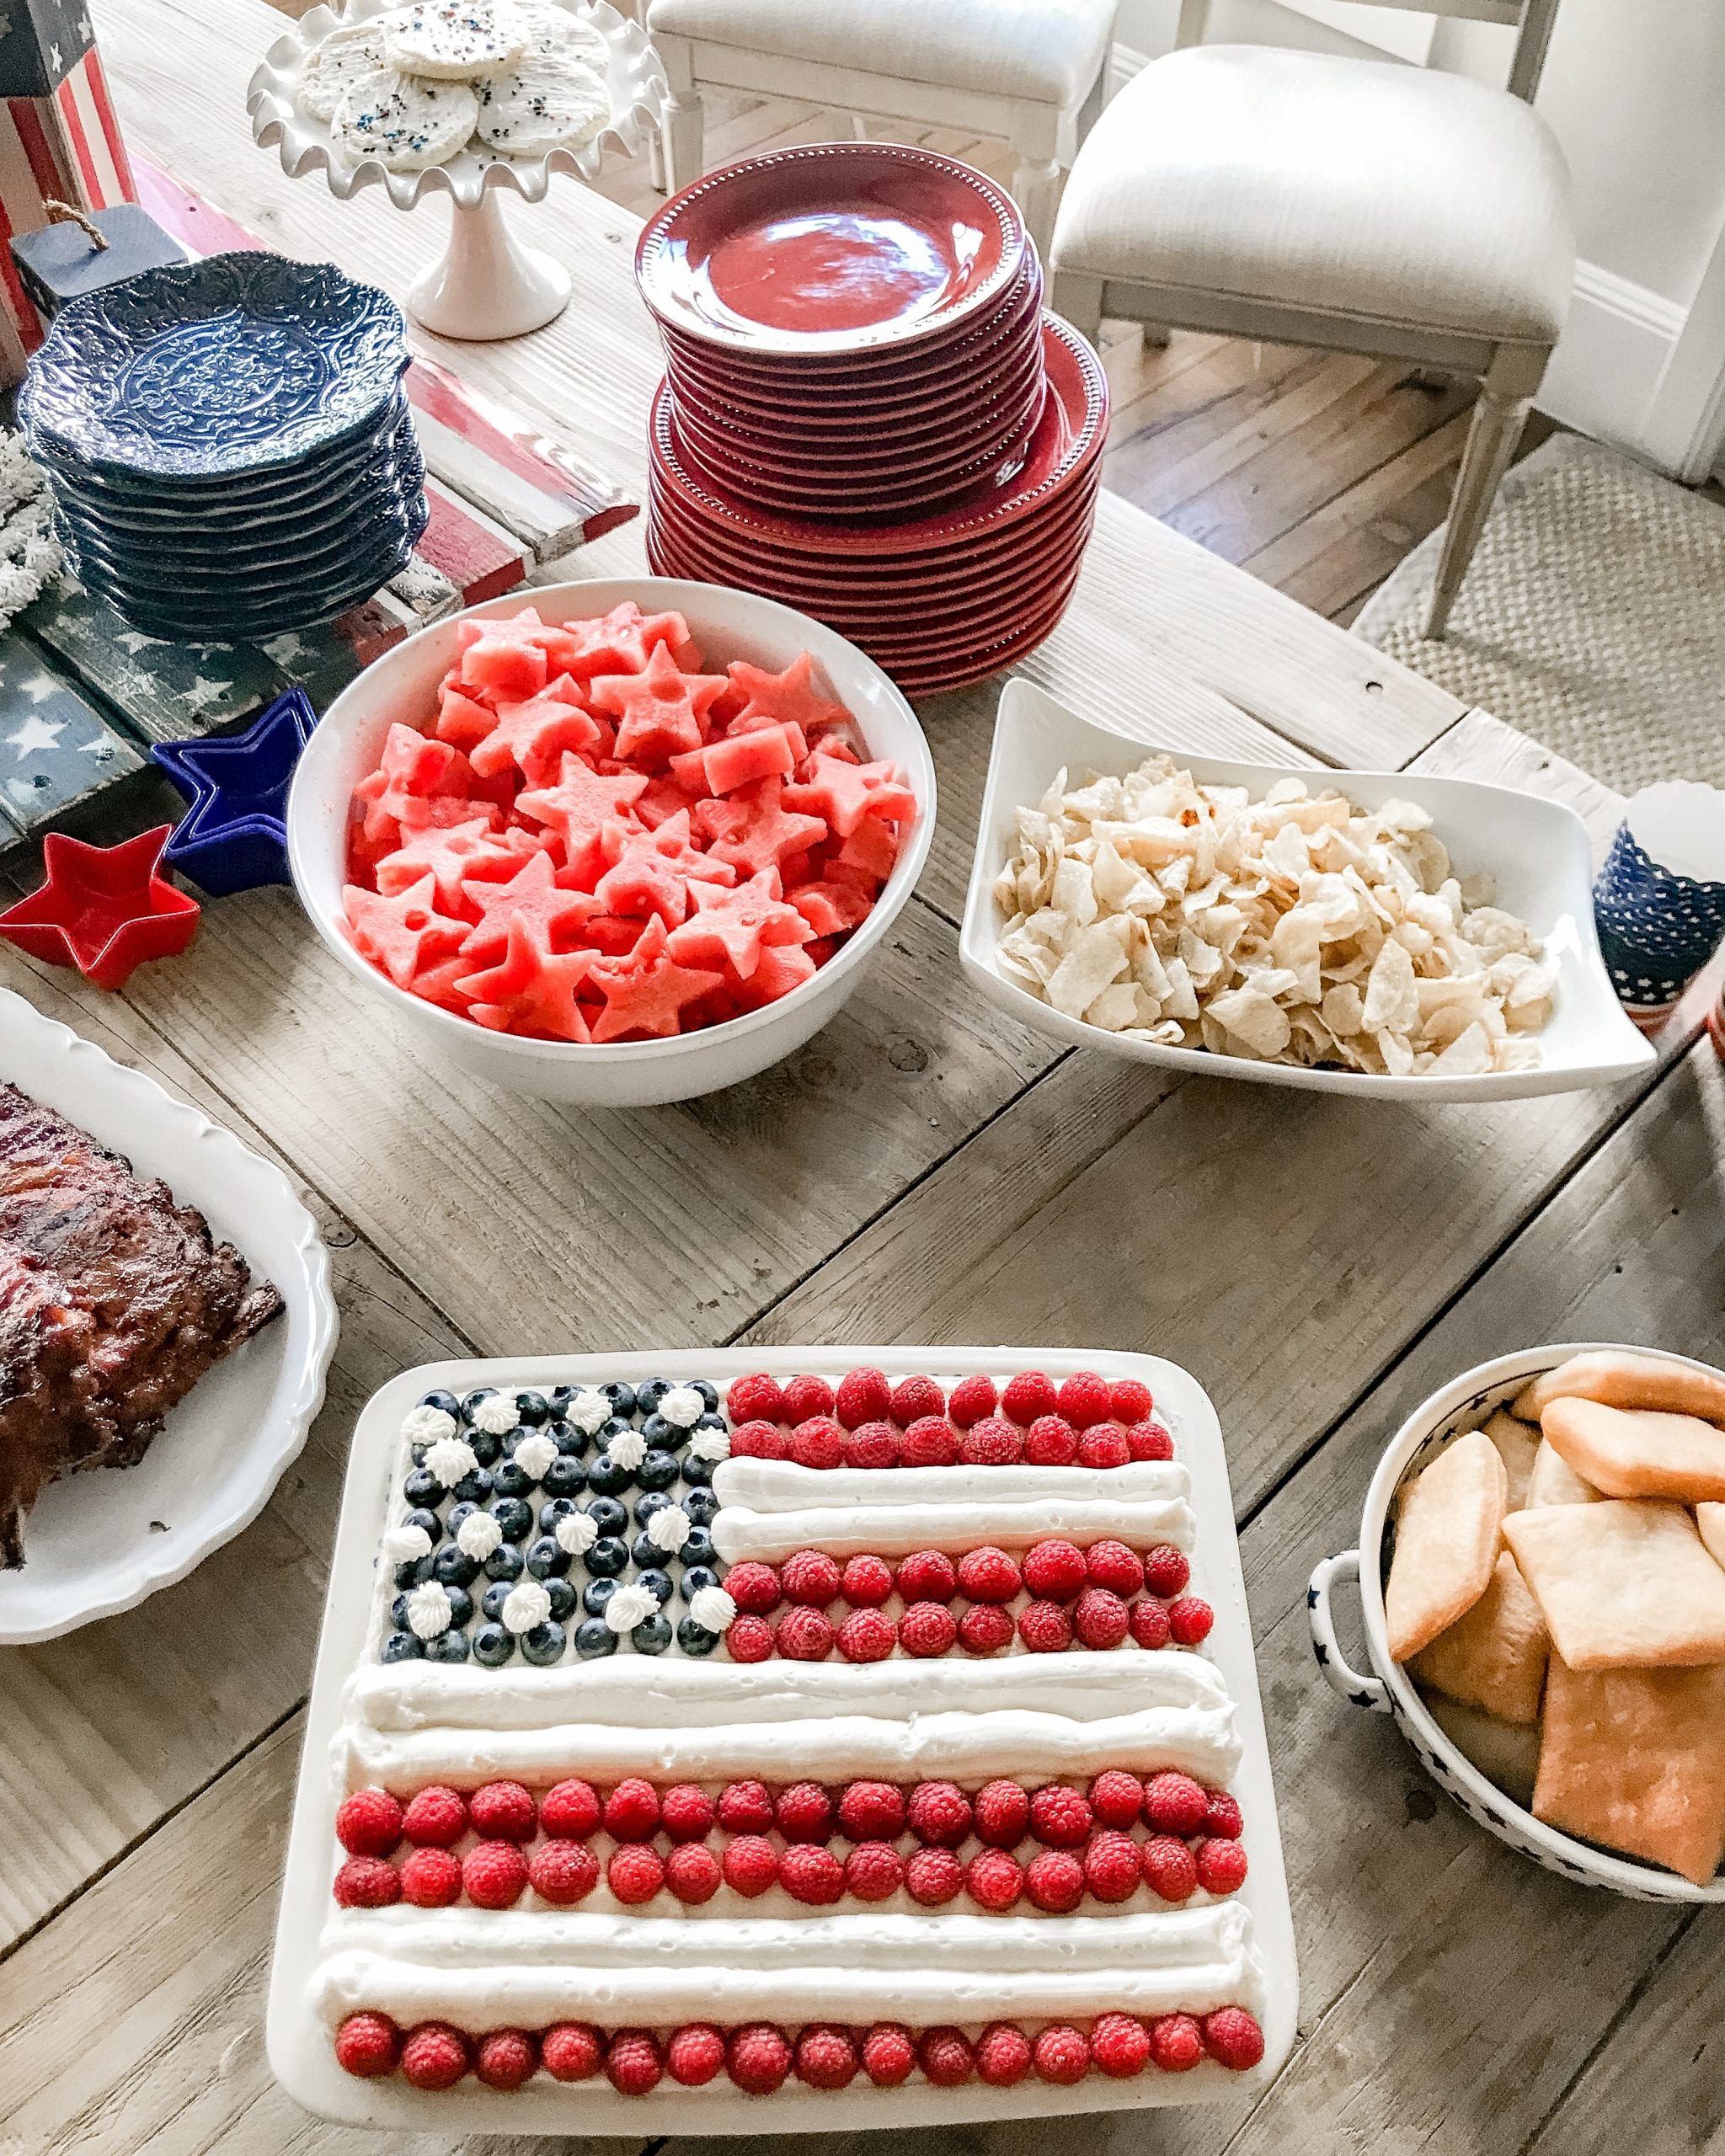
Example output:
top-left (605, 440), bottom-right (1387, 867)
top-left (0, 1084), bottom-right (284, 1566)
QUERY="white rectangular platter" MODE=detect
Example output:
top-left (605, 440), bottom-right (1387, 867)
top-left (269, 1346), bottom-right (1298, 2132)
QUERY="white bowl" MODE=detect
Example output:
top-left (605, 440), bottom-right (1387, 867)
top-left (286, 577), bottom-right (936, 1105)
top-left (0, 987), bottom-right (339, 1642)
top-left (959, 678), bottom-right (1654, 1101)
top-left (1307, 1341), bottom-right (1725, 1903)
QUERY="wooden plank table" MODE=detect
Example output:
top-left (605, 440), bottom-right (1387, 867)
top-left (1, 1), bottom-right (1720, 2149)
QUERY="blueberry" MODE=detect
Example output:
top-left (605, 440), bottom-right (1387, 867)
top-left (682, 1525), bottom-right (717, 1567)
top-left (540, 1497), bottom-right (578, 1533)
top-left (490, 1496), bottom-right (534, 1542)
top-left (526, 1535), bottom-right (571, 1580)
top-left (403, 1506), bottom-right (440, 1540)
top-left (637, 1449), bottom-right (679, 1492)
top-left (410, 1441), bottom-right (430, 1467)
top-left (601, 1380), bottom-right (637, 1418)
top-left (428, 1628), bottom-right (469, 1663)
top-left (639, 1412), bottom-right (679, 1450)
top-left (444, 1584), bottom-right (475, 1630)
top-left (447, 1500), bottom-right (477, 1535)
top-left (542, 1455), bottom-right (586, 1501)
top-left (403, 1465), bottom-right (443, 1508)
top-left (633, 1614), bottom-right (673, 1655)
top-left (514, 1390), bottom-right (550, 1426)
top-left (636, 1567), bottom-right (674, 1606)
top-left (451, 1466), bottom-right (494, 1507)
top-left (472, 1622), bottom-right (514, 1668)
top-left (390, 1592), bottom-right (414, 1630)
top-left (393, 1555), bottom-right (434, 1591)
top-left (597, 1415), bottom-right (633, 1447)
top-left (521, 1620), bottom-right (566, 1665)
top-left (575, 1616), bottom-right (617, 1657)
top-left (688, 1380), bottom-right (719, 1413)
top-left (462, 1387), bottom-right (499, 1421)
top-left (634, 1491), bottom-right (673, 1524)
top-left (636, 1378), bottom-right (674, 1417)
top-left (419, 1388), bottom-right (462, 1419)
top-left (548, 1385), bottom-right (579, 1419)
top-left (381, 1631), bottom-right (424, 1662)
top-left (588, 1495), bottom-right (628, 1538)
top-left (545, 1577), bottom-right (577, 1623)
top-left (678, 1452), bottom-right (714, 1489)
top-left (547, 1418), bottom-right (587, 1458)
top-left (586, 1534), bottom-right (628, 1577)
top-left (433, 1544), bottom-right (479, 1589)
top-left (693, 1412), bottom-right (727, 1437)
top-left (482, 1581), bottom-right (511, 1623)
top-left (492, 1457), bottom-right (531, 1501)
top-left (683, 1487), bottom-right (719, 1526)
top-left (485, 1542), bottom-right (525, 1584)
top-left (631, 1531), bottom-right (662, 1570)
top-left (586, 1454), bottom-right (633, 1497)
top-left (681, 1565), bottom-right (719, 1602)
top-left (584, 1576), bottom-right (617, 1618)
top-left (677, 1617), bottom-right (718, 1656)
top-left (467, 1428), bottom-right (503, 1469)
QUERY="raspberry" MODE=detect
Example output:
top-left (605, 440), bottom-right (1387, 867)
top-left (603, 1778), bottom-right (661, 1841)
top-left (959, 1603), bottom-right (1014, 1654)
top-left (974, 1778), bottom-right (1030, 1846)
top-left (667, 2023), bottom-right (726, 2085)
top-left (1091, 2012), bottom-right (1151, 2078)
top-left (1023, 1538), bottom-right (1087, 1600)
top-left (947, 1373), bottom-right (998, 1427)
top-left (895, 1548), bottom-right (957, 1602)
top-left (606, 1844), bottom-right (665, 1904)
top-left (776, 1605), bottom-right (835, 1660)
top-left (469, 1780), bottom-right (536, 1843)
top-left (838, 1780), bottom-right (905, 1839)
top-left (1109, 1378), bottom-right (1156, 1423)
top-left (1142, 1544), bottom-right (1190, 1597)
top-left (776, 1780), bottom-right (834, 1841)
top-left (1168, 1595), bottom-right (1214, 1646)
top-left (400, 2021), bottom-right (469, 2089)
top-left (899, 1415), bottom-right (958, 1467)
top-left (905, 1845), bottom-right (964, 1904)
top-left (334, 2012), bottom-right (398, 2077)
top-left (920, 2028), bottom-right (974, 2086)
top-left (537, 1778), bottom-right (601, 1839)
top-left (1140, 1835), bottom-right (1199, 1902)
top-left (961, 1415), bottom-right (1023, 1465)
top-left (977, 2022), bottom-right (1033, 2086)
top-left (1203, 2006), bottom-right (1265, 2071)
top-left (541, 2022), bottom-right (602, 2081)
top-left (956, 1545), bottom-right (1021, 1604)
top-left (1085, 1540), bottom-right (1146, 1597)
top-left (835, 1366), bottom-right (891, 1427)
top-left (1032, 2025), bottom-right (1089, 2084)
top-left (842, 1420), bottom-right (900, 1468)
top-left (527, 1838), bottom-right (600, 1906)
top-left (845, 1840), bottom-right (905, 1901)
top-left (665, 1841), bottom-right (722, 1903)
top-left (727, 1372), bottom-right (786, 1423)
top-left (1126, 1417), bottom-right (1175, 1461)
top-left (907, 1779), bottom-right (971, 1846)
top-left (334, 1855), bottom-right (400, 1908)
top-left (724, 1561), bottom-right (782, 1614)
top-left (728, 1613), bottom-right (775, 1661)
top-left (462, 1840), bottom-right (527, 1908)
top-left (1144, 1770), bottom-right (1210, 1837)
top-left (890, 1374), bottom-right (943, 1423)
top-left (1084, 1829), bottom-right (1144, 1903)
top-left (790, 1416), bottom-right (844, 1469)
top-left (1147, 2012), bottom-right (1204, 2072)
top-left (721, 1834), bottom-right (778, 1897)
top-left (1074, 1586), bottom-right (1130, 1650)
top-left (1078, 1423), bottom-right (1130, 1469)
top-left (837, 1606), bottom-right (897, 1662)
top-left (401, 1784), bottom-right (466, 1848)
top-left (1025, 1848), bottom-right (1085, 1911)
top-left (401, 1846), bottom-right (462, 1907)
top-left (782, 1373), bottom-right (836, 1421)
top-left (1017, 1599), bottom-right (1072, 1653)
top-left (660, 1783), bottom-right (715, 1842)
top-left (862, 2023), bottom-right (917, 2086)
top-left (1204, 1789), bottom-right (1244, 1839)
top-left (728, 2023), bottom-right (792, 2095)
top-left (336, 1787), bottom-right (404, 1858)
top-left (1056, 1371), bottom-right (1111, 1427)
top-left (841, 1551), bottom-right (895, 1605)
top-left (966, 1848), bottom-right (1024, 1910)
top-left (899, 1600), bottom-right (958, 1657)
top-left (1129, 1598), bottom-right (1172, 1650)
top-left (1089, 1770), bottom-right (1145, 1828)
top-left (717, 1779), bottom-right (774, 1833)
top-left (1029, 1784), bottom-right (1092, 1848)
top-left (782, 1548), bottom-right (843, 1606)
top-left (1001, 1370), bottom-right (1057, 1423)
top-left (779, 1844), bottom-right (845, 1903)
top-left (606, 2029), bottom-right (664, 2095)
top-left (729, 1417), bottom-right (787, 1460)
top-left (1194, 1837), bottom-right (1250, 1894)
top-left (1023, 1413), bottom-right (1079, 1465)
top-left (476, 2029), bottom-right (537, 2090)
top-left (796, 2025), bottom-right (860, 2089)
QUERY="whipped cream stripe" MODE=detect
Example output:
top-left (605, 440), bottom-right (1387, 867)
top-left (711, 1497), bottom-right (1194, 1563)
top-left (710, 1460), bottom-right (1191, 1510)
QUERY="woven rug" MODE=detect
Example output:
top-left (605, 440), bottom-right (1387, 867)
top-left (1354, 432), bottom-right (1725, 792)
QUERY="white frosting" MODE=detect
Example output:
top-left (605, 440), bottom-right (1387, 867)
top-left (500, 1579), bottom-right (552, 1635)
top-left (423, 1433), bottom-right (478, 1488)
top-left (553, 1510), bottom-right (599, 1557)
top-left (659, 1384), bottom-right (707, 1428)
top-left (688, 1428), bottom-right (730, 1462)
top-left (400, 1404), bottom-right (457, 1449)
top-left (470, 1394), bottom-right (521, 1436)
top-left (405, 1581), bottom-right (453, 1641)
top-left (381, 1522), bottom-right (433, 1564)
top-left (566, 1388), bottom-right (612, 1434)
top-left (454, 1512), bottom-right (504, 1561)
top-left (712, 1495), bottom-right (1194, 1563)
top-left (606, 1427), bottom-right (648, 1470)
top-left (511, 1430), bottom-right (558, 1481)
top-left (645, 1505), bottom-right (691, 1554)
top-left (604, 1581), bottom-right (660, 1632)
top-left (713, 1459), bottom-right (1189, 1511)
top-left (688, 1583), bottom-right (737, 1633)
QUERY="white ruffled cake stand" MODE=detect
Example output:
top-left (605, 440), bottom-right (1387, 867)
top-left (248, 0), bottom-right (667, 340)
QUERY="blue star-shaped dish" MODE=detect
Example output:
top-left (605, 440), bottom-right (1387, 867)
top-left (152, 687), bottom-right (318, 896)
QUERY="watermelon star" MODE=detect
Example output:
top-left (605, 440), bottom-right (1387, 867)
top-left (782, 751), bottom-right (918, 838)
top-left (587, 915), bottom-right (725, 1041)
top-left (469, 677), bottom-right (601, 782)
top-left (725, 651), bottom-right (851, 739)
top-left (344, 874), bottom-right (469, 988)
top-left (693, 777), bottom-right (828, 880)
top-left (515, 753), bottom-right (649, 884)
top-left (458, 611), bottom-right (550, 700)
top-left (592, 811), bottom-right (730, 926)
top-left (540, 600), bottom-right (693, 683)
top-left (454, 915), bottom-right (598, 1042)
top-left (665, 870), bottom-right (812, 979)
top-left (458, 849), bottom-right (601, 963)
top-left (589, 641), bottom-right (728, 766)
top-left (375, 816), bottom-right (510, 911)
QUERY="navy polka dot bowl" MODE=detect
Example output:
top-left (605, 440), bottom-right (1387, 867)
top-left (1307, 1342), bottom-right (1725, 1903)
top-left (1594, 821), bottom-right (1725, 1016)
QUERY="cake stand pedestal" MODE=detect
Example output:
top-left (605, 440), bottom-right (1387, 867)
top-left (408, 189), bottom-right (572, 341)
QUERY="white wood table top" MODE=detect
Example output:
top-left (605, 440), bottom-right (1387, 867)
top-left (0, 2), bottom-right (1719, 2150)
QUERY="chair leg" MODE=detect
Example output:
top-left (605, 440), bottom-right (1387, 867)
top-left (1049, 268), bottom-right (1103, 340)
top-left (661, 86), bottom-right (707, 194)
top-left (1011, 154), bottom-right (1062, 260)
top-left (1424, 377), bottom-right (1531, 638)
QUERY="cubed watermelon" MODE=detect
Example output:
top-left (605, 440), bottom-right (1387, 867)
top-left (436, 685), bottom-right (497, 750)
top-left (460, 618), bottom-right (549, 699)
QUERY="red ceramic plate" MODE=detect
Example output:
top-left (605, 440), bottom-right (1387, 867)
top-left (636, 141), bottom-right (1028, 360)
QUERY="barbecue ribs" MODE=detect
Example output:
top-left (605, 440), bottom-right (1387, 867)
top-left (0, 1083), bottom-right (284, 1566)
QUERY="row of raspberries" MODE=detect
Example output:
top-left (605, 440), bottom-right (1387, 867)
top-left (335, 2007), bottom-right (1266, 2089)
top-left (729, 1369), bottom-right (1156, 1431)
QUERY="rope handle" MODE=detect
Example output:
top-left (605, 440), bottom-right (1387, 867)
top-left (42, 199), bottom-right (109, 252)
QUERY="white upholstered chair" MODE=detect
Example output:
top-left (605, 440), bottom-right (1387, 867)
top-left (1049, 0), bottom-right (1573, 637)
top-left (644, 0), bottom-right (1119, 254)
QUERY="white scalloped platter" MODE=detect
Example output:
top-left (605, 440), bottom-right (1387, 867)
top-left (248, 0), bottom-right (667, 212)
top-left (0, 987), bottom-right (339, 1643)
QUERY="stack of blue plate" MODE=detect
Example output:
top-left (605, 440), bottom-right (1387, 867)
top-left (18, 252), bottom-right (426, 642)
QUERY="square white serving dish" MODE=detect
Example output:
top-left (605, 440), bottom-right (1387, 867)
top-left (0, 986), bottom-right (339, 1642)
top-left (959, 680), bottom-right (1655, 1101)
top-left (268, 1346), bottom-right (1298, 2134)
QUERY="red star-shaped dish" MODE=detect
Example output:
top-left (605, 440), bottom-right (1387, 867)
top-left (590, 642), bottom-right (728, 766)
top-left (0, 825), bottom-right (200, 991)
top-left (516, 755), bottom-right (649, 884)
top-left (455, 915), bottom-right (598, 1042)
top-left (783, 751), bottom-right (917, 838)
top-left (459, 850), bottom-right (600, 964)
top-left (695, 777), bottom-right (829, 880)
top-left (587, 915), bottom-right (724, 1041)
top-left (725, 651), bottom-right (852, 737)
top-left (344, 873), bottom-right (470, 988)
top-left (665, 870), bottom-right (811, 979)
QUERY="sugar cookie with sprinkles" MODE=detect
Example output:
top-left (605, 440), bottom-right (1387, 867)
top-left (474, 50), bottom-right (610, 155)
top-left (331, 68), bottom-right (480, 172)
top-left (294, 19), bottom-right (393, 123)
top-left (382, 0), bottom-right (528, 78)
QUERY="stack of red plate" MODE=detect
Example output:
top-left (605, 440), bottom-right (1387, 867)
top-left (635, 142), bottom-right (1108, 698)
